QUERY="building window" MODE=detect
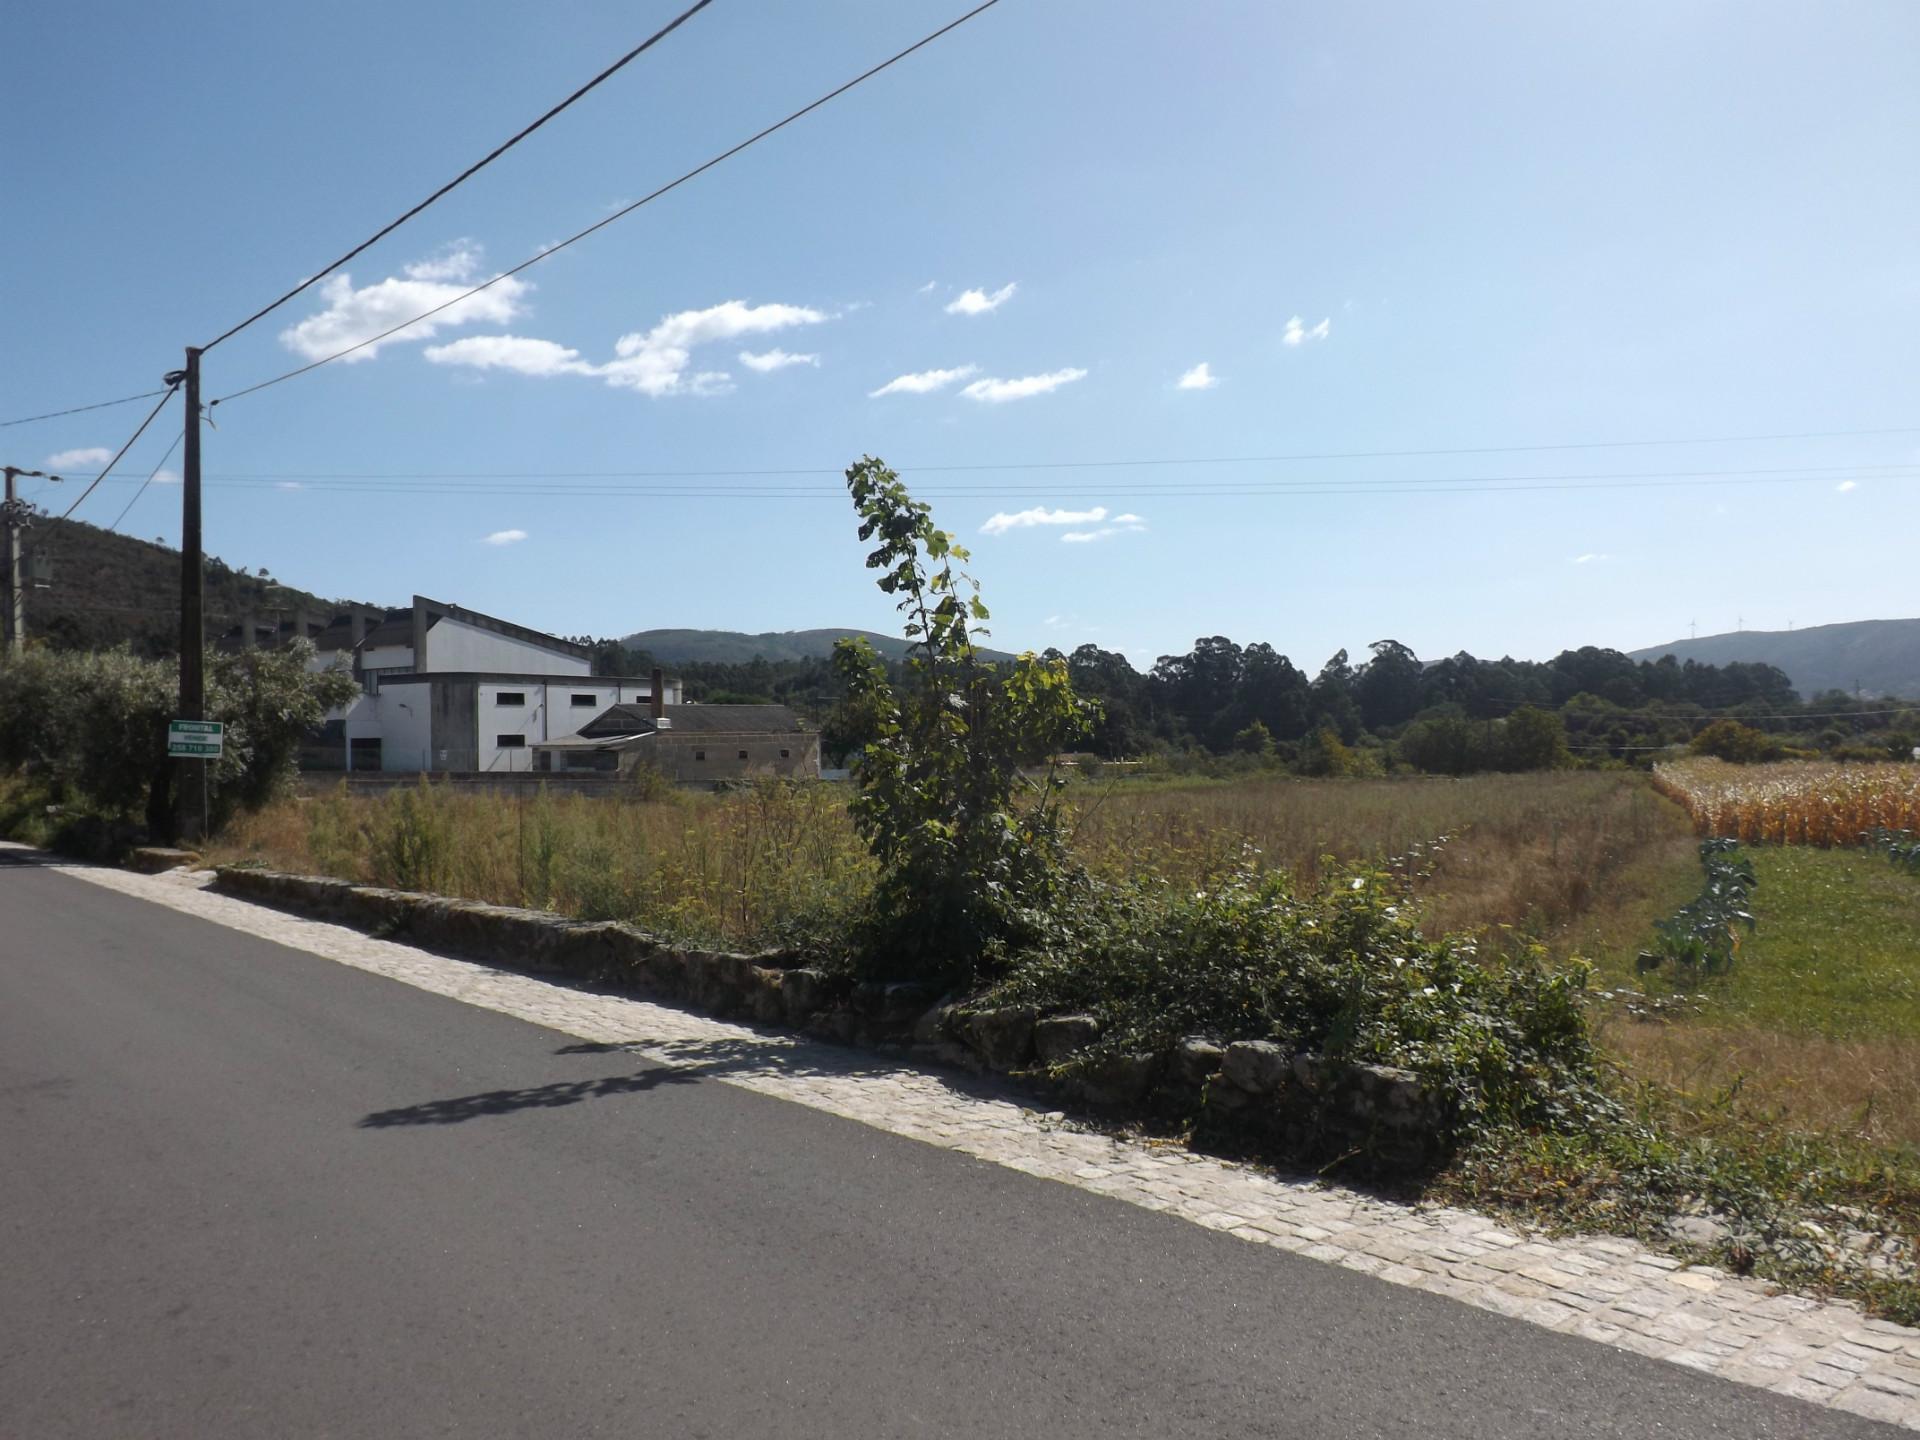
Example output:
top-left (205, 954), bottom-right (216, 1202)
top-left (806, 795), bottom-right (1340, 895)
top-left (694, 749), bottom-right (706, 761)
top-left (348, 738), bottom-right (382, 771)
top-left (496, 691), bottom-right (525, 706)
top-left (571, 693), bottom-right (598, 707)
top-left (780, 749), bottom-right (790, 759)
top-left (496, 734), bottom-right (527, 749)
top-left (738, 749), bottom-right (749, 760)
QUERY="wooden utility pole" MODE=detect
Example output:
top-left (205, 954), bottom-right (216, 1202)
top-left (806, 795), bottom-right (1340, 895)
top-left (3, 467), bottom-right (24, 657)
top-left (174, 348), bottom-right (207, 841)
top-left (2, 465), bottom-right (50, 657)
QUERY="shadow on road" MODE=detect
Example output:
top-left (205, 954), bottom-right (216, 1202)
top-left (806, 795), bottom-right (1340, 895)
top-left (359, 1031), bottom-right (1010, 1132)
top-left (358, 1066), bottom-right (702, 1127)
top-left (0, 849), bottom-right (65, 869)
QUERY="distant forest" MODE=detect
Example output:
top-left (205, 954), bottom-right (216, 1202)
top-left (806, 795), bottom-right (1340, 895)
top-left (588, 636), bottom-right (1919, 772)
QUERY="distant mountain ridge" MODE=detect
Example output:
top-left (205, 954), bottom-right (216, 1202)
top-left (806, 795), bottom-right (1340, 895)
top-left (620, 627), bottom-right (1017, 666)
top-left (1629, 618), bottom-right (1920, 701)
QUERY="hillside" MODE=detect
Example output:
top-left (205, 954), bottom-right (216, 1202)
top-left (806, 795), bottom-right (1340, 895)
top-left (1629, 619), bottom-right (1920, 701)
top-left (3, 508), bottom-right (349, 657)
top-left (621, 626), bottom-right (1017, 665)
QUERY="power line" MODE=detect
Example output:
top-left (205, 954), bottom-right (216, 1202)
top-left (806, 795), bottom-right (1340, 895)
top-left (50, 386), bottom-right (180, 526)
top-left (0, 389), bottom-right (170, 429)
top-left (52, 459), bottom-right (1920, 487)
top-left (199, 0), bottom-right (717, 354)
top-left (210, 0), bottom-right (1005, 407)
top-left (44, 467), bottom-right (1911, 504)
top-left (106, 429), bottom-right (186, 533)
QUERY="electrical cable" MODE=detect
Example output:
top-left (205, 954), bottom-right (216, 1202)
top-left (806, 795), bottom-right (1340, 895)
top-left (209, 0), bottom-right (1005, 406)
top-left (53, 459), bottom-right (1920, 488)
top-left (79, 467), bottom-right (1915, 501)
top-left (105, 429), bottom-right (186, 533)
top-left (0, 389), bottom-right (171, 429)
top-left (199, 0), bottom-right (717, 353)
top-left (50, 386), bottom-right (179, 525)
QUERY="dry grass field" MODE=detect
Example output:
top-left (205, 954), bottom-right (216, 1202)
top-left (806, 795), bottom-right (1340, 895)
top-left (211, 770), bottom-right (1698, 962)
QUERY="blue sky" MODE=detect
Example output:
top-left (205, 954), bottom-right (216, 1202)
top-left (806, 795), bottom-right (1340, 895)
top-left (5, 1), bottom-right (1918, 673)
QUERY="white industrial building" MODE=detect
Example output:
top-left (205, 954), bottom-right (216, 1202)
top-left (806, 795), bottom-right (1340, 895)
top-left (306, 595), bottom-right (681, 773)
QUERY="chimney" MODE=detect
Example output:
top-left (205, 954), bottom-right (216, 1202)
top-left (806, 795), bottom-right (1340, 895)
top-left (650, 668), bottom-right (665, 722)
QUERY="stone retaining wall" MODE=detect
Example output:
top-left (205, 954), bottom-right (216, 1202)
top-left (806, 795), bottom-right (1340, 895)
top-left (211, 865), bottom-right (1447, 1163)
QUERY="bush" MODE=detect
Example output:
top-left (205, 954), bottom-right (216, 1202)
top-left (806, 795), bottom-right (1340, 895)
top-left (989, 858), bottom-right (1600, 1143)
top-left (1690, 719), bottom-right (1783, 764)
top-left (0, 641), bottom-right (356, 837)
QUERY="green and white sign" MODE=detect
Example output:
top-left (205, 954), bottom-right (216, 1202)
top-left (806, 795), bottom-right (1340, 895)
top-left (167, 719), bottom-right (224, 759)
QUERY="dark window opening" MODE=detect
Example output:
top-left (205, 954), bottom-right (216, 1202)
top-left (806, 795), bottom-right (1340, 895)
top-left (348, 738), bottom-right (382, 772)
top-left (496, 734), bottom-right (527, 749)
top-left (738, 750), bottom-right (749, 760)
top-left (496, 691), bottom-right (526, 706)
top-left (779, 748), bottom-right (790, 759)
top-left (694, 749), bottom-right (706, 761)
top-left (571, 693), bottom-right (598, 707)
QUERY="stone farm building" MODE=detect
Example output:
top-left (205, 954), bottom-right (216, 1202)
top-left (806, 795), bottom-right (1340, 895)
top-left (531, 701), bottom-right (819, 786)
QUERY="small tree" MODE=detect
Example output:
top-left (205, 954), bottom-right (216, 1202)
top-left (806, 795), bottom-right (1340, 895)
top-left (1500, 705), bottom-right (1572, 771)
top-left (1231, 719), bottom-right (1275, 758)
top-left (1690, 718), bottom-right (1782, 764)
top-left (830, 458), bottom-right (1097, 978)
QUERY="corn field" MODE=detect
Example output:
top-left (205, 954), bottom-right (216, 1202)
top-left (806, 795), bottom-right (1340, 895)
top-left (1654, 757), bottom-right (1920, 845)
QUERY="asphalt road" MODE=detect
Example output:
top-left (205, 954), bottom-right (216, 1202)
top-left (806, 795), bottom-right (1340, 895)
top-left (0, 852), bottom-right (1899, 1438)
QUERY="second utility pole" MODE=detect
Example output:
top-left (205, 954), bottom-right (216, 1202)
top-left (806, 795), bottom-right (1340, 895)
top-left (2, 466), bottom-right (25, 657)
top-left (175, 347), bottom-right (207, 842)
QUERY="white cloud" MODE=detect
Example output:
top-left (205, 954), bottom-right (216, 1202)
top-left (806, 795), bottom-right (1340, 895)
top-left (869, 364), bottom-right (978, 398)
top-left (420, 299), bottom-right (826, 398)
top-left (1571, 552), bottom-right (1609, 564)
top-left (982, 505), bottom-right (1108, 535)
top-left (1176, 362), bottom-right (1219, 391)
top-left (483, 529), bottom-right (528, 546)
top-left (280, 246), bottom-right (529, 362)
top-left (152, 468), bottom-right (181, 487)
top-left (275, 481), bottom-right (305, 492)
top-left (424, 335), bottom-right (598, 377)
top-left (403, 243), bottom-right (483, 283)
top-left (960, 367), bottom-right (1087, 403)
top-left (917, 280), bottom-right (939, 294)
top-left (945, 282), bottom-right (1016, 316)
top-left (599, 300), bottom-right (826, 396)
top-left (45, 446), bottom-right (113, 469)
top-left (1282, 315), bottom-right (1332, 346)
top-left (1061, 516), bottom-right (1148, 545)
top-left (738, 348), bottom-right (819, 373)
top-left (1837, 480), bottom-right (1858, 493)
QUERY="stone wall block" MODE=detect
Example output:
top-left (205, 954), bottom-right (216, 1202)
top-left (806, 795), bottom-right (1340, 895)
top-left (964, 1007), bottom-right (1038, 1069)
top-left (1076, 1051), bottom-right (1160, 1108)
top-left (1033, 1013), bottom-right (1101, 1066)
top-left (1171, 1037), bottom-right (1226, 1085)
top-left (781, 967), bottom-right (830, 1023)
top-left (1222, 1040), bottom-right (1289, 1094)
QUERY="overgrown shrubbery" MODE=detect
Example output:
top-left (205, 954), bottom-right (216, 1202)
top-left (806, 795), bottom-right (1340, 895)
top-left (0, 641), bottom-right (356, 848)
top-left (988, 857), bottom-right (1600, 1140)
